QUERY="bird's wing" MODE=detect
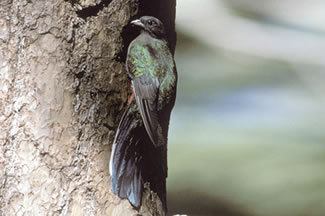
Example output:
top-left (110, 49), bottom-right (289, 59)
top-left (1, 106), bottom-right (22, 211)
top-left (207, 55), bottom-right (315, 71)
top-left (132, 76), bottom-right (163, 148)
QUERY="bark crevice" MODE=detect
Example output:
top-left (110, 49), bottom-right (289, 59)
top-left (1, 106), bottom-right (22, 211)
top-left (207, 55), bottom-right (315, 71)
top-left (64, 0), bottom-right (114, 20)
top-left (75, 0), bottom-right (113, 19)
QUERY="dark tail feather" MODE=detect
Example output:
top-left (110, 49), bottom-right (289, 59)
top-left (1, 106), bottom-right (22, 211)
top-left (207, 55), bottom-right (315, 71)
top-left (110, 102), bottom-right (167, 211)
top-left (115, 156), bottom-right (143, 208)
top-left (110, 103), bottom-right (143, 209)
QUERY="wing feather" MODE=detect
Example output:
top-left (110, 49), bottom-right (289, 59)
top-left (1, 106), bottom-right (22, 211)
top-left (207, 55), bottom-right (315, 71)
top-left (132, 76), bottom-right (164, 147)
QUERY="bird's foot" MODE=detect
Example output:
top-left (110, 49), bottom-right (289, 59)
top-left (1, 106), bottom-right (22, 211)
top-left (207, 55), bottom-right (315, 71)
top-left (128, 91), bottom-right (134, 105)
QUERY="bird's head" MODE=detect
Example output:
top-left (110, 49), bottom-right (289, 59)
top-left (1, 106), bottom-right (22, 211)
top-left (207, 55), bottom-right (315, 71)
top-left (131, 16), bottom-right (166, 39)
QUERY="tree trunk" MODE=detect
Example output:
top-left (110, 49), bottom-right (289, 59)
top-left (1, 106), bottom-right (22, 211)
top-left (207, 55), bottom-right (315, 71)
top-left (0, 0), bottom-right (176, 215)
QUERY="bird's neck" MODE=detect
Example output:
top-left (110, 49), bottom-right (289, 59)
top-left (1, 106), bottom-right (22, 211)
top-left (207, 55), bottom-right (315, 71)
top-left (140, 30), bottom-right (166, 41)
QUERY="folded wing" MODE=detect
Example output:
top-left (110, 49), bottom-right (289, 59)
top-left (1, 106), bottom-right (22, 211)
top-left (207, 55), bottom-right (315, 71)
top-left (132, 76), bottom-right (164, 147)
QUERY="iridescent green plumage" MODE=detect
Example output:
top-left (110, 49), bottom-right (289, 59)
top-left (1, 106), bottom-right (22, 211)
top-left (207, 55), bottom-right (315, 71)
top-left (110, 16), bottom-right (177, 213)
top-left (127, 31), bottom-right (177, 147)
top-left (127, 33), bottom-right (176, 97)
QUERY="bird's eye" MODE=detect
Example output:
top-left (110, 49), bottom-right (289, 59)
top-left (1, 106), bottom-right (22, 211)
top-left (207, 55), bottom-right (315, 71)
top-left (148, 20), bottom-right (155, 26)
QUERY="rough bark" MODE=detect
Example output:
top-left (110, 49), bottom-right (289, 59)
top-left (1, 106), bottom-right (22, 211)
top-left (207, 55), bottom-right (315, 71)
top-left (0, 0), bottom-right (175, 215)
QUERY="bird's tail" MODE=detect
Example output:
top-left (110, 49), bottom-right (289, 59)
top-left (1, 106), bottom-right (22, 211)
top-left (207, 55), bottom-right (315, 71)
top-left (109, 101), bottom-right (167, 211)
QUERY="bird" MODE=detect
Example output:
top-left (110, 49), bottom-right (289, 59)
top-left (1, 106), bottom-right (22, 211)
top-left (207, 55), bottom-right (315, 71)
top-left (109, 16), bottom-right (177, 214)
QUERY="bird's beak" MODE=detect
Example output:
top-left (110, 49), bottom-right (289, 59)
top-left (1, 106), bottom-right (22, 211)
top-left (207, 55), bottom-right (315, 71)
top-left (131, 19), bottom-right (145, 28)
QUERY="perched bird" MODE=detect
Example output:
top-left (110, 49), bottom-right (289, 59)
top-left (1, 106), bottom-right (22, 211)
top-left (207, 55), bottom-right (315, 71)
top-left (109, 16), bottom-right (177, 213)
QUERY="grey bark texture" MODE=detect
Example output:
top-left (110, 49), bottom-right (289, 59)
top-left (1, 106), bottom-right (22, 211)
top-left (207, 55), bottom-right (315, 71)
top-left (0, 0), bottom-right (176, 215)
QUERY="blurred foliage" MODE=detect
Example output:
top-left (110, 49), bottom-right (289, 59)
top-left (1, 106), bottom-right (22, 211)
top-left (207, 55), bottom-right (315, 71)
top-left (167, 1), bottom-right (325, 216)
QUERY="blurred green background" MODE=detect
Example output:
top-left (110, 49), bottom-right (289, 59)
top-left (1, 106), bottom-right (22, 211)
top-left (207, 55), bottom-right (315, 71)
top-left (167, 1), bottom-right (325, 215)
